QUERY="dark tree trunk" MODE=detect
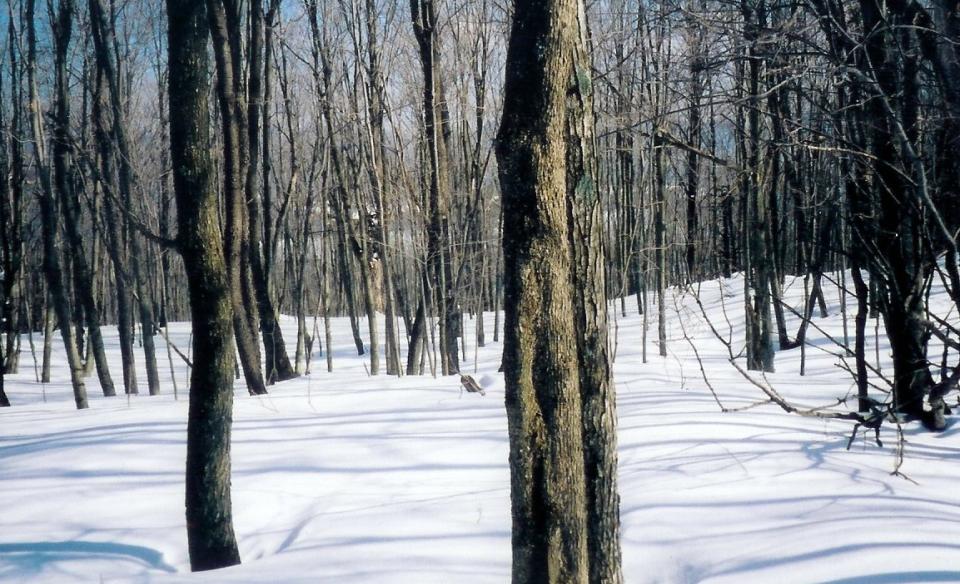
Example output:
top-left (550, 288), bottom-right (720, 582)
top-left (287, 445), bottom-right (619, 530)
top-left (167, 0), bottom-right (241, 570)
top-left (653, 133), bottom-right (667, 358)
top-left (207, 0), bottom-right (268, 396)
top-left (851, 265), bottom-right (871, 412)
top-left (412, 0), bottom-right (459, 375)
top-left (0, 357), bottom-right (7, 406)
top-left (858, 0), bottom-right (930, 419)
top-left (685, 40), bottom-right (703, 280)
top-left (497, 0), bottom-right (623, 581)
top-left (0, 316), bottom-right (7, 404)
top-left (89, 0), bottom-right (138, 395)
top-left (1, 24), bottom-right (23, 382)
top-left (742, 0), bottom-right (775, 373)
top-left (246, 0), bottom-right (296, 384)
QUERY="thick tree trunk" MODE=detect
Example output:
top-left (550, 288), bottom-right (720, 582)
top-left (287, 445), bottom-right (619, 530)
top-left (565, 8), bottom-right (624, 579)
top-left (498, 0), bottom-right (623, 581)
top-left (858, 0), bottom-right (930, 419)
top-left (167, 0), bottom-right (241, 570)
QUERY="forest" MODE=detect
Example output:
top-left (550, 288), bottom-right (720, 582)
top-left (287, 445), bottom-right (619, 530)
top-left (1, 0), bottom-right (959, 581)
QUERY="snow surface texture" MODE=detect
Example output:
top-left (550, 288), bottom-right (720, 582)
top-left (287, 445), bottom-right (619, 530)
top-left (2, 274), bottom-right (959, 583)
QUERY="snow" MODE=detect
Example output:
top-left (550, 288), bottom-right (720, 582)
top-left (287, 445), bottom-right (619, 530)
top-left (2, 274), bottom-right (959, 583)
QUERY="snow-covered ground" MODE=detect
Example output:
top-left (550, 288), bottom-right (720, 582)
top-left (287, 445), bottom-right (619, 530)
top-left (2, 274), bottom-right (959, 583)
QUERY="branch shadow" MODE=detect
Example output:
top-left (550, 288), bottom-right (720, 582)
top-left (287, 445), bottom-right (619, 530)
top-left (0, 540), bottom-right (176, 578)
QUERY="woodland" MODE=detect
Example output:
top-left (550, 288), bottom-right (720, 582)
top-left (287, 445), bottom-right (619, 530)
top-left (1, 0), bottom-right (959, 581)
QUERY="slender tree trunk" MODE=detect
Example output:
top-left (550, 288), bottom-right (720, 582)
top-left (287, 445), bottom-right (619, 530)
top-left (653, 132), bottom-right (667, 358)
top-left (88, 0), bottom-right (163, 395)
top-left (50, 0), bottom-right (116, 397)
top-left (305, 4), bottom-right (366, 357)
top-left (0, 344), bottom-right (7, 406)
top-left (1, 30), bottom-right (23, 381)
top-left (685, 40), bottom-right (703, 280)
top-left (41, 301), bottom-right (53, 384)
top-left (90, 28), bottom-right (138, 395)
top-left (26, 0), bottom-right (88, 409)
top-left (406, 297), bottom-right (427, 375)
top-left (207, 0), bottom-right (267, 396)
top-left (742, 0), bottom-right (775, 372)
top-left (412, 0), bottom-right (459, 375)
top-left (364, 0), bottom-right (401, 375)
top-left (246, 0), bottom-right (296, 384)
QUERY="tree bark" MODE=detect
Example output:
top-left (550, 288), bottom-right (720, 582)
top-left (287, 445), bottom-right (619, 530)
top-left (167, 0), bottom-right (242, 570)
top-left (564, 4), bottom-right (624, 579)
top-left (206, 0), bottom-right (268, 396)
top-left (498, 0), bottom-right (623, 580)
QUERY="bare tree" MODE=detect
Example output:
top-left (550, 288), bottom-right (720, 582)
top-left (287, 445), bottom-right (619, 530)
top-left (411, 0), bottom-right (460, 375)
top-left (167, 0), bottom-right (242, 570)
top-left (25, 0), bottom-right (89, 409)
top-left (206, 0), bottom-right (268, 396)
top-left (498, 0), bottom-right (623, 580)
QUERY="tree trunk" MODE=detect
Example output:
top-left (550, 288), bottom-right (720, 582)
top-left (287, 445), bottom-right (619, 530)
top-left (167, 0), bottom-right (242, 570)
top-left (364, 0), bottom-right (402, 375)
top-left (207, 0), bottom-right (268, 396)
top-left (246, 0), bottom-right (296, 384)
top-left (89, 19), bottom-right (138, 395)
top-left (411, 0), bottom-right (459, 375)
top-left (497, 0), bottom-right (623, 580)
top-left (26, 0), bottom-right (88, 409)
top-left (653, 132), bottom-right (667, 358)
top-left (742, 0), bottom-right (775, 373)
top-left (1, 28), bottom-right (23, 380)
top-left (685, 40), bottom-right (703, 280)
top-left (50, 0), bottom-right (116, 397)
top-left (87, 0), bottom-right (163, 395)
top-left (565, 6), bottom-right (624, 579)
